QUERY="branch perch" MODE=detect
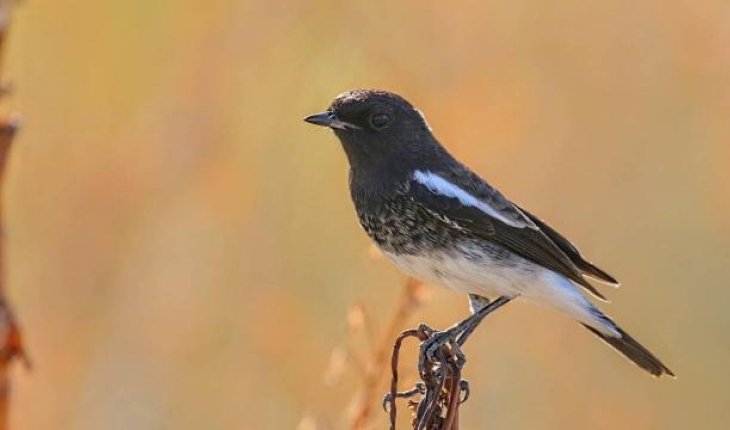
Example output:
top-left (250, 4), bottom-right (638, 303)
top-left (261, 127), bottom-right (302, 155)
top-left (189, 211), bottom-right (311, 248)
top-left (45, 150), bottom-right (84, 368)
top-left (385, 296), bottom-right (510, 429)
top-left (385, 325), bottom-right (467, 430)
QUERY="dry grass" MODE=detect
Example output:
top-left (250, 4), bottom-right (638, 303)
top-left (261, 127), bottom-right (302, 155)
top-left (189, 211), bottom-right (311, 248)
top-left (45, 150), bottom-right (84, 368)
top-left (0, 2), bottom-right (28, 429)
top-left (349, 278), bottom-right (427, 430)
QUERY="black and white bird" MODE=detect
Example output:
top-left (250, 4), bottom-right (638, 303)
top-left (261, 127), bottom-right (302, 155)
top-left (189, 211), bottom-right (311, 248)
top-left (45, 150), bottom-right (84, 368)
top-left (304, 89), bottom-right (673, 377)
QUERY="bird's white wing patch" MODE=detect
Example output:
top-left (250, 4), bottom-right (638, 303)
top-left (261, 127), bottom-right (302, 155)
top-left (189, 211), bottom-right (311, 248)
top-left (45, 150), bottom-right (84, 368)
top-left (413, 170), bottom-right (531, 229)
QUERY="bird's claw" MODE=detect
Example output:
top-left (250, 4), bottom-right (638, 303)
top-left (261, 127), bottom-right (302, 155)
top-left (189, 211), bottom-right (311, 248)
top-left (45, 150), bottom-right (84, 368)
top-left (458, 379), bottom-right (470, 404)
top-left (420, 329), bottom-right (466, 366)
top-left (416, 323), bottom-right (436, 337)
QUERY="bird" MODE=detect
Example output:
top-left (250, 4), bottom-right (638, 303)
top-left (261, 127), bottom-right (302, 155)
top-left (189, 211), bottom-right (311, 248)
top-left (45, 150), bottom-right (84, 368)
top-left (304, 89), bottom-right (674, 377)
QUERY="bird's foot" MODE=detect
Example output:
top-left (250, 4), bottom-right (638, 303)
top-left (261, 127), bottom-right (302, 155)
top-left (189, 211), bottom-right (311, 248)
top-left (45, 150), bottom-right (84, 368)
top-left (417, 324), bottom-right (467, 380)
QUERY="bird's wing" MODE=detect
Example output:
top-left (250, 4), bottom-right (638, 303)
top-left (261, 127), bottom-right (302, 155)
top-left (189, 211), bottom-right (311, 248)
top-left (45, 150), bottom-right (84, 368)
top-left (514, 205), bottom-right (619, 286)
top-left (409, 170), bottom-right (608, 300)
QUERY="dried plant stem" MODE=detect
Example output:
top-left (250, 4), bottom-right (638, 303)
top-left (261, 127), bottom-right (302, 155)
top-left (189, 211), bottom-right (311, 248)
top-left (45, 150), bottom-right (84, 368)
top-left (385, 295), bottom-right (512, 429)
top-left (350, 278), bottom-right (424, 430)
top-left (0, 2), bottom-right (28, 429)
top-left (386, 325), bottom-right (467, 430)
top-left (387, 329), bottom-right (423, 427)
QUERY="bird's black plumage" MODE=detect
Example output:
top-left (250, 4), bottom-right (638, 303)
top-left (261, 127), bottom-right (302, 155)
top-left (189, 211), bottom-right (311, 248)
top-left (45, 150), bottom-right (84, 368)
top-left (304, 89), bottom-right (674, 377)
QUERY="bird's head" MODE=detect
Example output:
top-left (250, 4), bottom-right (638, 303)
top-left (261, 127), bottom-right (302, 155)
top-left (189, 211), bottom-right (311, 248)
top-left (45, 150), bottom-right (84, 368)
top-left (304, 89), bottom-right (442, 172)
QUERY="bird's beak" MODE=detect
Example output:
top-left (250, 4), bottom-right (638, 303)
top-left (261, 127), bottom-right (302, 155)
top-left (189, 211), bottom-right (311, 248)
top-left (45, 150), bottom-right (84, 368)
top-left (303, 111), bottom-right (360, 131)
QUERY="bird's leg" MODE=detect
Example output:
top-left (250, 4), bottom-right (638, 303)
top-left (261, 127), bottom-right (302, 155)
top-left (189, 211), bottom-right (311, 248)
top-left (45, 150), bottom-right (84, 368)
top-left (420, 296), bottom-right (511, 366)
top-left (468, 294), bottom-right (492, 314)
top-left (457, 294), bottom-right (492, 345)
top-left (450, 295), bottom-right (511, 345)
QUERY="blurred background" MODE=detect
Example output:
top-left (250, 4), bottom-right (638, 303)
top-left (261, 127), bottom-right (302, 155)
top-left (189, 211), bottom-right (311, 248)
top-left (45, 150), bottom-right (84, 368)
top-left (2, 0), bottom-right (729, 429)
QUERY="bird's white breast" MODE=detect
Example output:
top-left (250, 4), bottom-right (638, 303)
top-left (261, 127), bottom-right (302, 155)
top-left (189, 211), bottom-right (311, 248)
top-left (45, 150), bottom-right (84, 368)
top-left (383, 243), bottom-right (613, 335)
top-left (383, 243), bottom-right (539, 299)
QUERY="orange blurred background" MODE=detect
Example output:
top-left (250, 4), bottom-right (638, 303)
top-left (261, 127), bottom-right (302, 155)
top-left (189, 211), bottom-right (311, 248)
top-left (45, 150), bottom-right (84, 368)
top-left (3, 1), bottom-right (730, 429)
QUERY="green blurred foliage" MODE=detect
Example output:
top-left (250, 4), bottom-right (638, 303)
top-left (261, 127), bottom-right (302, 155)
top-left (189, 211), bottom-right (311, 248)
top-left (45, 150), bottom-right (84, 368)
top-left (3, 0), bottom-right (730, 429)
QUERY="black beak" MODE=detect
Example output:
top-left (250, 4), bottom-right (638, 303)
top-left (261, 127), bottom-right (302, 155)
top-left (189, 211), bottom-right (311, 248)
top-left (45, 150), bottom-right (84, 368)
top-left (303, 111), bottom-right (361, 130)
top-left (303, 111), bottom-right (334, 127)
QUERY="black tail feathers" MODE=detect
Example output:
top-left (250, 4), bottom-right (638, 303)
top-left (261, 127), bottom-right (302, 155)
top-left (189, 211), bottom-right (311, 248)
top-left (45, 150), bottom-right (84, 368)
top-left (583, 324), bottom-right (675, 378)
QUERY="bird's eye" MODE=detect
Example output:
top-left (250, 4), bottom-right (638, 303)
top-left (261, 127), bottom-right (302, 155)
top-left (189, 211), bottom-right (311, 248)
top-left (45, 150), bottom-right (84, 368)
top-left (370, 113), bottom-right (391, 128)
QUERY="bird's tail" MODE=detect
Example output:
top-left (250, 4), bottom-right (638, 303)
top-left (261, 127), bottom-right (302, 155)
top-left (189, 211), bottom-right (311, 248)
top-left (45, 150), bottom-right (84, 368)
top-left (536, 270), bottom-right (674, 377)
top-left (582, 322), bottom-right (675, 378)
